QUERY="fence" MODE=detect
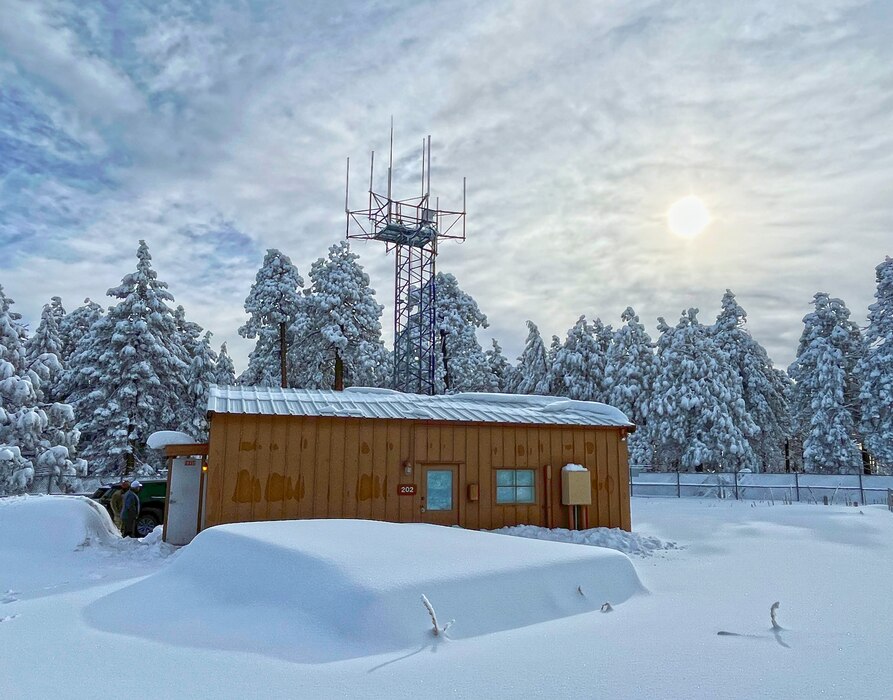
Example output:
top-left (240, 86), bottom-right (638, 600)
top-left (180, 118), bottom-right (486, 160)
top-left (631, 470), bottom-right (893, 506)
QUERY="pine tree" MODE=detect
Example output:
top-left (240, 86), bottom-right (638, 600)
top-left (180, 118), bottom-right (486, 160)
top-left (48, 296), bottom-right (66, 326)
top-left (65, 241), bottom-right (187, 475)
top-left (1, 286), bottom-right (86, 494)
top-left (788, 293), bottom-right (863, 472)
top-left (0, 285), bottom-right (37, 492)
top-left (593, 318), bottom-right (614, 381)
top-left (59, 298), bottom-right (104, 361)
top-left (549, 316), bottom-right (609, 402)
top-left (239, 249), bottom-right (304, 388)
top-left (605, 307), bottom-right (657, 465)
top-left (173, 305), bottom-right (205, 362)
top-left (649, 308), bottom-right (757, 472)
top-left (485, 339), bottom-right (516, 392)
top-left (712, 291), bottom-right (792, 472)
top-left (431, 272), bottom-right (491, 393)
top-left (181, 332), bottom-right (216, 441)
top-left (802, 332), bottom-right (862, 473)
top-left (856, 257), bottom-right (893, 467)
top-left (215, 342), bottom-right (237, 386)
top-left (25, 303), bottom-right (65, 403)
top-left (36, 402), bottom-right (88, 493)
top-left (514, 321), bottom-right (551, 395)
top-left (290, 242), bottom-right (387, 389)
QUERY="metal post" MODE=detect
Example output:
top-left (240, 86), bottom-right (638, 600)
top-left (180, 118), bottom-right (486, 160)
top-left (734, 471), bottom-right (739, 500)
top-left (859, 471), bottom-right (864, 506)
top-left (677, 471), bottom-right (681, 498)
top-left (795, 471), bottom-right (800, 502)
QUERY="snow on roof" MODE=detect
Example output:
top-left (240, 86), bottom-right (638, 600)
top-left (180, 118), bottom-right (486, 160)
top-left (207, 385), bottom-right (633, 428)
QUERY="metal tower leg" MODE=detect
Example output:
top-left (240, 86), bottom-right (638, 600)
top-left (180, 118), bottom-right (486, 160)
top-left (393, 243), bottom-right (437, 394)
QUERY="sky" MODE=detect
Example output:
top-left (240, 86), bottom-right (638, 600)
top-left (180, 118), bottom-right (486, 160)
top-left (2, 0), bottom-right (892, 372)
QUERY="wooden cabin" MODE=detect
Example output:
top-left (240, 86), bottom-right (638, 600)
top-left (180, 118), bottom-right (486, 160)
top-left (172, 385), bottom-right (634, 539)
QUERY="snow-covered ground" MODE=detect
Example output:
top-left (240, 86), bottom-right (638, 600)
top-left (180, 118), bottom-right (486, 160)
top-left (2, 496), bottom-right (892, 699)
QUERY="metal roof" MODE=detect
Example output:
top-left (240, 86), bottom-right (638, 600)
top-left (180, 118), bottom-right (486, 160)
top-left (207, 385), bottom-right (632, 428)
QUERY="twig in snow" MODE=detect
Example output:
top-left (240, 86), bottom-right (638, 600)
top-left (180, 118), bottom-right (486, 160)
top-left (770, 601), bottom-right (782, 630)
top-left (421, 594), bottom-right (453, 637)
top-left (600, 602), bottom-right (613, 613)
top-left (577, 585), bottom-right (585, 597)
top-left (421, 594), bottom-right (439, 636)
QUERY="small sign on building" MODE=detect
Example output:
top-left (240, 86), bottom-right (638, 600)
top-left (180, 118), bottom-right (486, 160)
top-left (398, 483), bottom-right (417, 496)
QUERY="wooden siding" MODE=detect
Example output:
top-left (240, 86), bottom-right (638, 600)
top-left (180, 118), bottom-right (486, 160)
top-left (204, 415), bottom-right (631, 531)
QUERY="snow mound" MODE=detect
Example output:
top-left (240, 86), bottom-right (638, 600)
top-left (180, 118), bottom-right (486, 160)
top-left (85, 519), bottom-right (643, 662)
top-left (493, 525), bottom-right (679, 557)
top-left (0, 495), bottom-right (119, 553)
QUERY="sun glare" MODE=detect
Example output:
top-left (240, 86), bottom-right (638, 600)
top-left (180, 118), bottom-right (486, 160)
top-left (667, 196), bottom-right (711, 238)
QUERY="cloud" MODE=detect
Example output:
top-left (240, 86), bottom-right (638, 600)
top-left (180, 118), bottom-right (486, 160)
top-left (2, 0), bottom-right (892, 373)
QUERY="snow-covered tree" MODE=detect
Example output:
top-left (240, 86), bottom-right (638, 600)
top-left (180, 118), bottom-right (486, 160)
top-left (856, 257), bottom-right (893, 467)
top-left (48, 296), bottom-right (66, 325)
top-left (1, 286), bottom-right (85, 494)
top-left (485, 339), bottom-right (516, 392)
top-left (25, 303), bottom-right (66, 402)
top-left (649, 308), bottom-right (757, 472)
top-left (37, 402), bottom-right (87, 493)
top-left (712, 291), bottom-right (792, 471)
top-left (788, 293), bottom-right (863, 473)
top-left (64, 241), bottom-right (187, 475)
top-left (239, 249), bottom-right (304, 388)
top-left (430, 272), bottom-right (491, 393)
top-left (290, 242), bottom-right (387, 389)
top-left (549, 316), bottom-right (610, 402)
top-left (181, 332), bottom-right (216, 441)
top-left (605, 307), bottom-right (657, 465)
top-left (215, 342), bottom-right (237, 386)
top-left (802, 332), bottom-right (862, 473)
top-left (173, 304), bottom-right (204, 361)
top-left (59, 298), bottom-right (104, 361)
top-left (0, 286), bottom-right (36, 492)
top-left (514, 321), bottom-right (551, 395)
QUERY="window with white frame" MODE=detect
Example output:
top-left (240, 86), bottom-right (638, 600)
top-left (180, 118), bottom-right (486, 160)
top-left (495, 469), bottom-right (536, 504)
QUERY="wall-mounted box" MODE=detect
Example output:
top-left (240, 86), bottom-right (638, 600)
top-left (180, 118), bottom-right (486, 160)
top-left (561, 464), bottom-right (591, 505)
top-left (467, 483), bottom-right (480, 502)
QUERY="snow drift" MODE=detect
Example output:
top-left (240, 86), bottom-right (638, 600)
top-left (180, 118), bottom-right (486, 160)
top-left (493, 524), bottom-right (679, 557)
top-left (0, 497), bottom-right (177, 595)
top-left (85, 519), bottom-right (644, 662)
top-left (0, 495), bottom-right (118, 553)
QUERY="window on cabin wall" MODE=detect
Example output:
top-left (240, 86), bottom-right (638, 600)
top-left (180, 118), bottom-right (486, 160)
top-left (495, 469), bottom-right (536, 504)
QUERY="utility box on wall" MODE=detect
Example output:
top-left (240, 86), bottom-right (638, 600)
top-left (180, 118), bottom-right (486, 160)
top-left (561, 464), bottom-right (592, 505)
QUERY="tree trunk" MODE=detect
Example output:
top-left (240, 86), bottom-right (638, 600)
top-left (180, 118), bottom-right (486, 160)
top-left (279, 321), bottom-right (288, 389)
top-left (334, 351), bottom-right (344, 391)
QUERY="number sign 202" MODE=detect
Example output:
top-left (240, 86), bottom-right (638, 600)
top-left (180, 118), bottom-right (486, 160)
top-left (397, 483), bottom-right (416, 496)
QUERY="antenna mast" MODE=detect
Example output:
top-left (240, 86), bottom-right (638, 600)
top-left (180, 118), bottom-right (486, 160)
top-left (346, 123), bottom-right (467, 394)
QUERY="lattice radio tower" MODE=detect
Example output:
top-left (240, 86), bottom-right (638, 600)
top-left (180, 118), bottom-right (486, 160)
top-left (345, 122), bottom-right (466, 394)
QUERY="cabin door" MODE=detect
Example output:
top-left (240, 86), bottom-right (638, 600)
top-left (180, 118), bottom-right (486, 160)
top-left (420, 465), bottom-right (460, 526)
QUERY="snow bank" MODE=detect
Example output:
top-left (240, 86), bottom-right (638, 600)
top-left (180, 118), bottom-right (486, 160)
top-left (0, 495), bottom-right (119, 553)
top-left (493, 524), bottom-right (679, 557)
top-left (85, 519), bottom-right (643, 662)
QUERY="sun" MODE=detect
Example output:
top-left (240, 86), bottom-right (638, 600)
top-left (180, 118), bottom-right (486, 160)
top-left (667, 196), bottom-right (711, 238)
